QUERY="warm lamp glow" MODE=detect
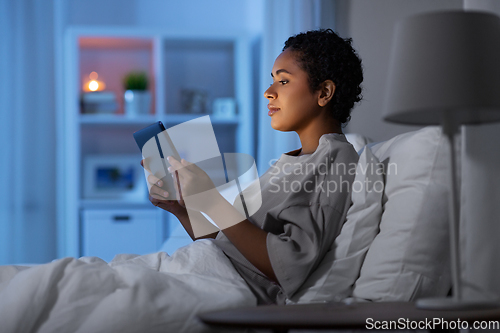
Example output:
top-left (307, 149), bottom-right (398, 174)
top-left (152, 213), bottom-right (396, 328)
top-left (88, 80), bottom-right (99, 91)
top-left (83, 72), bottom-right (106, 92)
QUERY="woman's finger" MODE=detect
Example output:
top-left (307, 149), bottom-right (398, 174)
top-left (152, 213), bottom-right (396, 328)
top-left (149, 184), bottom-right (169, 199)
top-left (166, 156), bottom-right (182, 170)
top-left (167, 157), bottom-right (191, 181)
top-left (147, 174), bottom-right (162, 187)
top-left (166, 156), bottom-right (192, 173)
top-left (169, 156), bottom-right (199, 174)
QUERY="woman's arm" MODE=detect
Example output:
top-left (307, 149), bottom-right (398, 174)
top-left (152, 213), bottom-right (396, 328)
top-left (150, 195), bottom-right (218, 241)
top-left (205, 198), bottom-right (278, 282)
top-left (167, 156), bottom-right (278, 283)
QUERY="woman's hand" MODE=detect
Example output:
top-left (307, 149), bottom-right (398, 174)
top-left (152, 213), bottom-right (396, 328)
top-left (141, 159), bottom-right (187, 218)
top-left (166, 156), bottom-right (223, 213)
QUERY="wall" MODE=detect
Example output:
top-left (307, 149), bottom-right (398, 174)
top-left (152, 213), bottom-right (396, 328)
top-left (65, 0), bottom-right (264, 35)
top-left (461, 0), bottom-right (500, 304)
top-left (335, 0), bottom-right (464, 142)
top-left (337, 0), bottom-right (500, 303)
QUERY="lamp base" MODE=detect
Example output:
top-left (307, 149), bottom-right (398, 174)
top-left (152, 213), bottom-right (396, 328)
top-left (416, 297), bottom-right (500, 310)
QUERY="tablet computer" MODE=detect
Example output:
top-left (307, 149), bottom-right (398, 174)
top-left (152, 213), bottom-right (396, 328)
top-left (133, 121), bottom-right (181, 200)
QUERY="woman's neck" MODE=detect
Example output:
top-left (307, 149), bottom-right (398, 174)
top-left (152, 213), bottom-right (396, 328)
top-left (297, 118), bottom-right (342, 156)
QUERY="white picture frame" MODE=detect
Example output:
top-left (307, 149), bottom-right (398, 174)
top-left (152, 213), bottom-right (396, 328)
top-left (83, 154), bottom-right (147, 201)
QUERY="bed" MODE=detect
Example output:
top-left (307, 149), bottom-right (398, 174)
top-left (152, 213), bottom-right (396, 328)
top-left (0, 240), bottom-right (256, 333)
top-left (0, 126), bottom-right (453, 332)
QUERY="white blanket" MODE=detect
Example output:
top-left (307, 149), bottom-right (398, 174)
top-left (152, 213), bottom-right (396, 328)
top-left (0, 240), bottom-right (256, 333)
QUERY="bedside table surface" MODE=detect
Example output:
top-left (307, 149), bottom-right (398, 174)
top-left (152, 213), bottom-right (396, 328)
top-left (199, 301), bottom-right (500, 330)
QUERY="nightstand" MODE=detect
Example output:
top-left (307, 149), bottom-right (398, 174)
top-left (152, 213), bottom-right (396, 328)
top-left (81, 208), bottom-right (163, 262)
top-left (199, 301), bottom-right (500, 332)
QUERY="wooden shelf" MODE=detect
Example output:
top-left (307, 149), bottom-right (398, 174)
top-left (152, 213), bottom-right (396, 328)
top-left (80, 199), bottom-right (152, 210)
top-left (79, 113), bottom-right (239, 126)
top-left (164, 114), bottom-right (240, 125)
top-left (59, 27), bottom-right (254, 259)
top-left (79, 114), bottom-right (159, 125)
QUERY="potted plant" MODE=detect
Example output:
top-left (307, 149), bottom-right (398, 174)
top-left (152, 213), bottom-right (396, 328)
top-left (123, 71), bottom-right (151, 116)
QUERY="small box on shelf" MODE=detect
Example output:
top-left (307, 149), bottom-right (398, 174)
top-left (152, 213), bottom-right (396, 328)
top-left (81, 92), bottom-right (118, 114)
top-left (180, 88), bottom-right (209, 114)
top-left (212, 98), bottom-right (236, 119)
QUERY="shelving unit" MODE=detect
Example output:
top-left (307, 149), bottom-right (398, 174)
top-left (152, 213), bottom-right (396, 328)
top-left (58, 27), bottom-right (254, 258)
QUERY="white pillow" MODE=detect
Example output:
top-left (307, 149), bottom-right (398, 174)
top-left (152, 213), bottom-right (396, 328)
top-left (352, 126), bottom-right (452, 301)
top-left (289, 146), bottom-right (384, 303)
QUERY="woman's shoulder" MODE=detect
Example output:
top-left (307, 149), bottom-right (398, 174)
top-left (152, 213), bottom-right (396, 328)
top-left (316, 133), bottom-right (359, 163)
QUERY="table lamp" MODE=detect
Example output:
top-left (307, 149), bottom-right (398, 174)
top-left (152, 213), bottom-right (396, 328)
top-left (383, 10), bottom-right (500, 310)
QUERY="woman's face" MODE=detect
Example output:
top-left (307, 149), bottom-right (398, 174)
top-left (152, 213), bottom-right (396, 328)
top-left (264, 49), bottom-right (322, 134)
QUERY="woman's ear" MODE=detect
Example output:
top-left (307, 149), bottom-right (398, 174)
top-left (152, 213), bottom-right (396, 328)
top-left (318, 80), bottom-right (336, 107)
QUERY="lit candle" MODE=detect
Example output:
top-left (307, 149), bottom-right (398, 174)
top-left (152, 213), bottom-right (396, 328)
top-left (84, 71), bottom-right (106, 92)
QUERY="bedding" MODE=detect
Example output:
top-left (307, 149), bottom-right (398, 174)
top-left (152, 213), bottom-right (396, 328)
top-left (353, 126), bottom-right (452, 301)
top-left (0, 240), bottom-right (256, 333)
top-left (289, 126), bottom-right (453, 304)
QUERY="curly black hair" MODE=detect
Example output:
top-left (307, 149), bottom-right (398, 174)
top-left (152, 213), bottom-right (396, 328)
top-left (283, 29), bottom-right (363, 125)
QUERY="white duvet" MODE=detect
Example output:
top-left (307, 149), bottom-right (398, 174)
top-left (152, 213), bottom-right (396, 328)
top-left (0, 240), bottom-right (256, 333)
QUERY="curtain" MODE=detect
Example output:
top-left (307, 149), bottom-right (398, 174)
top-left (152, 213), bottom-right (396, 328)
top-left (256, 0), bottom-right (334, 174)
top-left (0, 0), bottom-right (57, 264)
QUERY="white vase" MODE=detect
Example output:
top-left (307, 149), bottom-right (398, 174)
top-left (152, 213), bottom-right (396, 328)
top-left (124, 90), bottom-right (151, 116)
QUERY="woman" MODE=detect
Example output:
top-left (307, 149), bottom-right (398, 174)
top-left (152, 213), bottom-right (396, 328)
top-left (147, 29), bottom-right (363, 305)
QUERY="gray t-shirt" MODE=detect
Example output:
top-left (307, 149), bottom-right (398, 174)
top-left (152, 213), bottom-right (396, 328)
top-left (214, 133), bottom-right (358, 304)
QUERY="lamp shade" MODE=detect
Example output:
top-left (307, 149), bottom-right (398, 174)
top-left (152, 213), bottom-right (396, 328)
top-left (384, 11), bottom-right (500, 125)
